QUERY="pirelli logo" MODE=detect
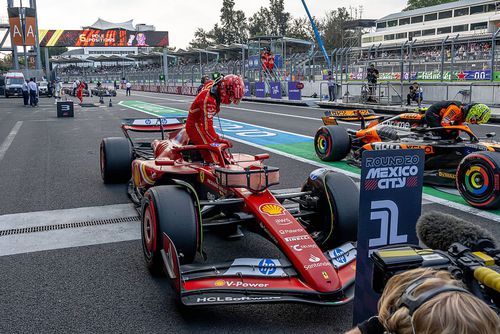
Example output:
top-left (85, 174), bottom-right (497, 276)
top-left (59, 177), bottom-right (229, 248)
top-left (438, 171), bottom-right (456, 179)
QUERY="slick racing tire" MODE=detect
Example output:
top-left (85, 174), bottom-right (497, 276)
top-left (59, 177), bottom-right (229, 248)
top-left (141, 185), bottom-right (199, 275)
top-left (456, 152), bottom-right (500, 209)
top-left (100, 137), bottom-right (132, 183)
top-left (301, 169), bottom-right (359, 250)
top-left (314, 126), bottom-right (351, 162)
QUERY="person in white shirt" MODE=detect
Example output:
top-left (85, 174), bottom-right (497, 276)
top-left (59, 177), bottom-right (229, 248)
top-left (54, 79), bottom-right (63, 104)
top-left (22, 80), bottom-right (29, 107)
top-left (126, 81), bottom-right (132, 96)
top-left (28, 78), bottom-right (38, 107)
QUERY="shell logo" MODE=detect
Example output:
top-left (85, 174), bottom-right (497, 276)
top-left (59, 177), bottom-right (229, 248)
top-left (214, 280), bottom-right (225, 287)
top-left (259, 203), bottom-right (285, 216)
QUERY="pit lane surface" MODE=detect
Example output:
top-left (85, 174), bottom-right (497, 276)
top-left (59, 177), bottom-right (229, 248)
top-left (0, 92), bottom-right (498, 334)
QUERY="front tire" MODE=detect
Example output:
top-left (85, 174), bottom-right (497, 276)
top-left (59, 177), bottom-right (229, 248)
top-left (314, 126), bottom-right (351, 162)
top-left (456, 152), bottom-right (500, 209)
top-left (301, 169), bottom-right (359, 250)
top-left (100, 137), bottom-right (132, 183)
top-left (141, 185), bottom-right (199, 275)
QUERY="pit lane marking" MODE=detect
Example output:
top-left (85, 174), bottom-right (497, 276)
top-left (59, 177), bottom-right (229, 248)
top-left (0, 121), bottom-right (22, 163)
top-left (0, 204), bottom-right (139, 257)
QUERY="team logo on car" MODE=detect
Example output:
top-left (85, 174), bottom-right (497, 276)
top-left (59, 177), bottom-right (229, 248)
top-left (322, 271), bottom-right (329, 280)
top-left (199, 171), bottom-right (205, 183)
top-left (259, 203), bottom-right (285, 216)
top-left (309, 254), bottom-right (321, 263)
top-left (214, 280), bottom-right (225, 287)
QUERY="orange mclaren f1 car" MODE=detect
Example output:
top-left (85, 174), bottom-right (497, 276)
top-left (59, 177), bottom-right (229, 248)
top-left (315, 109), bottom-right (500, 209)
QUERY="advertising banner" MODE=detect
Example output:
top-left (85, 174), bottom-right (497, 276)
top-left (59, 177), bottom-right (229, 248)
top-left (39, 29), bottom-right (169, 47)
top-left (24, 8), bottom-right (37, 46)
top-left (244, 81), bottom-right (251, 97)
top-left (270, 82), bottom-right (281, 99)
top-left (248, 55), bottom-right (260, 70)
top-left (458, 69), bottom-right (491, 81)
top-left (255, 82), bottom-right (265, 98)
top-left (353, 149), bottom-right (424, 324)
top-left (274, 54), bottom-right (283, 69)
top-left (288, 82), bottom-right (302, 101)
top-left (7, 8), bottom-right (23, 46)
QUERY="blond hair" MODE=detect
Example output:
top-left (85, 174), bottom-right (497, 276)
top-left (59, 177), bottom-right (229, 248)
top-left (378, 268), bottom-right (500, 334)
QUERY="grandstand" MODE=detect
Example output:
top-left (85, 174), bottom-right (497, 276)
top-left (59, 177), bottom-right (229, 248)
top-left (362, 0), bottom-right (499, 47)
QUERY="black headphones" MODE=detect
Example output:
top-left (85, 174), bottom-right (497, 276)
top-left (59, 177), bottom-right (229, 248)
top-left (397, 277), bottom-right (470, 316)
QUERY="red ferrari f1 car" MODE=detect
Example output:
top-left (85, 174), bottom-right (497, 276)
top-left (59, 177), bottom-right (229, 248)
top-left (314, 109), bottom-right (500, 209)
top-left (100, 117), bottom-right (358, 306)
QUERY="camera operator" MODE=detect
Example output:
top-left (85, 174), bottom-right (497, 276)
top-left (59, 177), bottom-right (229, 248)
top-left (366, 64), bottom-right (379, 103)
top-left (345, 268), bottom-right (499, 334)
top-left (407, 82), bottom-right (423, 107)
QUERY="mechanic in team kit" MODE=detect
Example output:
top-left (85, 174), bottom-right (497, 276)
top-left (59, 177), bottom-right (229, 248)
top-left (185, 73), bottom-right (244, 163)
top-left (424, 101), bottom-right (491, 137)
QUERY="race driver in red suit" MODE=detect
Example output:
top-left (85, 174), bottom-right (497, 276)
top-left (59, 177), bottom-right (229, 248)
top-left (185, 74), bottom-right (245, 163)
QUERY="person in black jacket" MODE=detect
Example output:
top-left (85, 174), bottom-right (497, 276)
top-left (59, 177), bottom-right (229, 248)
top-left (196, 75), bottom-right (209, 94)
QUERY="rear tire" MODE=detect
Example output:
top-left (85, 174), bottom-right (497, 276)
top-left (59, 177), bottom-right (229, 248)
top-left (301, 169), bottom-right (359, 250)
top-left (141, 185), bottom-right (199, 275)
top-left (456, 152), bottom-right (500, 209)
top-left (100, 137), bottom-right (132, 183)
top-left (314, 126), bottom-right (351, 161)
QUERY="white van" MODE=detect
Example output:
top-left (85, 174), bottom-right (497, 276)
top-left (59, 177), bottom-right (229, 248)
top-left (5, 72), bottom-right (25, 98)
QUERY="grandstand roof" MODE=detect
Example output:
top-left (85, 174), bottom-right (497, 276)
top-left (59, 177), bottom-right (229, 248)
top-left (379, 0), bottom-right (493, 21)
top-left (83, 18), bottom-right (154, 31)
top-left (207, 43), bottom-right (248, 51)
top-left (87, 55), bottom-right (135, 62)
top-left (50, 57), bottom-right (91, 64)
top-left (248, 36), bottom-right (314, 46)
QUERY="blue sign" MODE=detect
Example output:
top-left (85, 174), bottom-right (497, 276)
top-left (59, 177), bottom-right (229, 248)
top-left (248, 55), bottom-right (260, 69)
top-left (244, 81), bottom-right (251, 97)
top-left (288, 82), bottom-right (302, 101)
top-left (255, 82), bottom-right (266, 98)
top-left (258, 259), bottom-right (277, 275)
top-left (353, 149), bottom-right (424, 325)
top-left (270, 82), bottom-right (281, 99)
top-left (274, 54), bottom-right (283, 69)
top-left (461, 69), bottom-right (491, 81)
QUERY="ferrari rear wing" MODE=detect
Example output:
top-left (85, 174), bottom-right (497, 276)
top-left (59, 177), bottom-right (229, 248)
top-left (161, 232), bottom-right (356, 306)
top-left (121, 117), bottom-right (187, 133)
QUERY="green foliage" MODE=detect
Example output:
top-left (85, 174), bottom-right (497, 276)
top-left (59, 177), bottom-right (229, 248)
top-left (189, 1), bottom-right (354, 49)
top-left (322, 8), bottom-right (352, 50)
top-left (404, 0), bottom-right (455, 11)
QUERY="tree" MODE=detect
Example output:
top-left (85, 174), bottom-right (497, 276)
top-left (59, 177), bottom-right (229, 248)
top-left (321, 7), bottom-right (352, 50)
top-left (268, 0), bottom-right (290, 36)
top-left (218, 0), bottom-right (248, 44)
top-left (189, 28), bottom-right (213, 49)
top-left (287, 17), bottom-right (313, 41)
top-left (404, 0), bottom-right (455, 11)
top-left (248, 6), bottom-right (272, 37)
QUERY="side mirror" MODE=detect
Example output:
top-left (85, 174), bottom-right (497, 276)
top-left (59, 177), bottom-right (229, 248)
top-left (155, 159), bottom-right (175, 166)
top-left (486, 132), bottom-right (496, 138)
top-left (254, 153), bottom-right (270, 161)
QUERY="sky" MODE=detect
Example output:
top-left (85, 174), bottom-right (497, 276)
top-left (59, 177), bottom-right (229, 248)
top-left (4, 0), bottom-right (408, 48)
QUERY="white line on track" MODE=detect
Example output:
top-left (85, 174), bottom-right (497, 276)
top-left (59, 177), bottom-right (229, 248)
top-left (0, 204), bottom-right (139, 257)
top-left (0, 121), bottom-right (22, 163)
